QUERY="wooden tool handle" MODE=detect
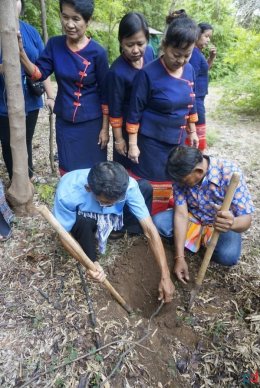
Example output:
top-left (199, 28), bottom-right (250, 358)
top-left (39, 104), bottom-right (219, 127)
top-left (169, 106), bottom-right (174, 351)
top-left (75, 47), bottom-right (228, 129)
top-left (196, 172), bottom-right (240, 286)
top-left (38, 205), bottom-right (132, 314)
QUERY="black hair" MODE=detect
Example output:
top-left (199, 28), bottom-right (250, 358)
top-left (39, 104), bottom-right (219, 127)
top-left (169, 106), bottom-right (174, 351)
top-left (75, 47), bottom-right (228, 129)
top-left (164, 15), bottom-right (199, 49)
top-left (88, 161), bottom-right (129, 200)
top-left (166, 9), bottom-right (187, 25)
top-left (198, 22), bottom-right (213, 34)
top-left (118, 12), bottom-right (149, 43)
top-left (166, 146), bottom-right (203, 182)
top-left (59, 0), bottom-right (94, 23)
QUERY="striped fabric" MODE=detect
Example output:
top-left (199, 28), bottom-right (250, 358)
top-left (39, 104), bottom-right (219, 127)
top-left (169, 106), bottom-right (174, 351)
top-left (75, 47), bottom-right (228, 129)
top-left (150, 181), bottom-right (173, 215)
top-left (196, 123), bottom-right (207, 151)
top-left (185, 213), bottom-right (213, 252)
top-left (128, 170), bottom-right (173, 215)
top-left (78, 210), bottom-right (124, 254)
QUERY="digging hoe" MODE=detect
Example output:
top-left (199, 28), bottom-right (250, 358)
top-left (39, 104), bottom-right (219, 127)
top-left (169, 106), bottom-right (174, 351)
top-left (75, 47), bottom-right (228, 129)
top-left (188, 172), bottom-right (240, 310)
top-left (38, 205), bottom-right (133, 314)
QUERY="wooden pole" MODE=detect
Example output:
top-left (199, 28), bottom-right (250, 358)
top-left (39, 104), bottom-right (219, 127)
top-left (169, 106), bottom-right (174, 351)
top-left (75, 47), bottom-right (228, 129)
top-left (39, 0), bottom-right (48, 44)
top-left (189, 172), bottom-right (240, 309)
top-left (38, 205), bottom-right (133, 314)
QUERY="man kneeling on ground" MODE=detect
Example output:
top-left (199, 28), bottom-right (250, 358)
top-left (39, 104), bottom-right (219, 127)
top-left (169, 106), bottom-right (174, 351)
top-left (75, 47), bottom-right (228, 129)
top-left (153, 146), bottom-right (254, 284)
top-left (53, 161), bottom-right (174, 302)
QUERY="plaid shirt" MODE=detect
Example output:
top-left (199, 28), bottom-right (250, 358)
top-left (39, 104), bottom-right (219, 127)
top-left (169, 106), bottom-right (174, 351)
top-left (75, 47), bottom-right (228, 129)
top-left (173, 157), bottom-right (254, 225)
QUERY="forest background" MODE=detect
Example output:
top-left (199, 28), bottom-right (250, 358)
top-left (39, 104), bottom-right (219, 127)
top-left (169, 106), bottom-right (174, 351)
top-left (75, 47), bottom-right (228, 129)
top-left (23, 0), bottom-right (259, 115)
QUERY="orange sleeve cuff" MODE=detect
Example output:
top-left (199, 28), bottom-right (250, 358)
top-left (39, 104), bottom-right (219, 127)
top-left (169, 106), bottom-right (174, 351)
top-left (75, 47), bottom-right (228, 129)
top-left (126, 122), bottom-right (140, 134)
top-left (102, 104), bottom-right (109, 115)
top-left (188, 113), bottom-right (198, 123)
top-left (31, 65), bottom-right (42, 81)
top-left (109, 116), bottom-right (123, 128)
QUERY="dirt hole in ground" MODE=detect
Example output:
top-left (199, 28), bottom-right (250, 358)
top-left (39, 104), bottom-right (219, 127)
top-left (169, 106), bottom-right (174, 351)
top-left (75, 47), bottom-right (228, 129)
top-left (105, 238), bottom-right (199, 338)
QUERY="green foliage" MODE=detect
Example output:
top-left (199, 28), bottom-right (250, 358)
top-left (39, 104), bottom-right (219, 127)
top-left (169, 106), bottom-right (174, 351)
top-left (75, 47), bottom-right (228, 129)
top-left (173, 0), bottom-right (238, 79)
top-left (206, 128), bottom-right (219, 147)
top-left (63, 344), bottom-right (78, 364)
top-left (221, 28), bottom-right (260, 115)
top-left (35, 183), bottom-right (56, 206)
top-left (88, 27), bottom-right (119, 64)
top-left (54, 378), bottom-right (65, 388)
top-left (174, 0), bottom-right (260, 114)
top-left (125, 0), bottom-right (171, 31)
top-left (22, 0), bottom-right (60, 37)
top-left (93, 0), bottom-right (125, 62)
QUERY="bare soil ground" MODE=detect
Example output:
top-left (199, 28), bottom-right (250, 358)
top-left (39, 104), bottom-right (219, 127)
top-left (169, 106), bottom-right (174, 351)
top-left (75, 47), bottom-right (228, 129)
top-left (0, 87), bottom-right (259, 387)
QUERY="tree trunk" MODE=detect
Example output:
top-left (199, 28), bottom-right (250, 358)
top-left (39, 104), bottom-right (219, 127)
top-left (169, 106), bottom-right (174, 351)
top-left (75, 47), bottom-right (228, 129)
top-left (0, 0), bottom-right (34, 214)
top-left (40, 0), bottom-right (48, 44)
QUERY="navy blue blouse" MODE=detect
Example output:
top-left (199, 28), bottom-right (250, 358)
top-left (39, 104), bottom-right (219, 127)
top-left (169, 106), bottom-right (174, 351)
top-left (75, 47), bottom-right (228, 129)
top-left (0, 20), bottom-right (44, 116)
top-left (106, 46), bottom-right (154, 128)
top-left (36, 36), bottom-right (109, 123)
top-left (189, 47), bottom-right (209, 97)
top-left (126, 58), bottom-right (197, 145)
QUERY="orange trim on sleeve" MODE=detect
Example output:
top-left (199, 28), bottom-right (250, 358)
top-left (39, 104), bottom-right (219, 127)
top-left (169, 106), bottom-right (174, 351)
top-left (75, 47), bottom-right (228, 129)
top-left (31, 65), bottom-right (42, 81)
top-left (102, 104), bottom-right (109, 115)
top-left (188, 113), bottom-right (198, 123)
top-left (109, 116), bottom-right (123, 128)
top-left (126, 122), bottom-right (140, 134)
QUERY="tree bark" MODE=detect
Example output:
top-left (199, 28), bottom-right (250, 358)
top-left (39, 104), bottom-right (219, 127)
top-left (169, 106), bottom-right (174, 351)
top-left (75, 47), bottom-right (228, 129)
top-left (40, 0), bottom-right (48, 44)
top-left (0, 0), bottom-right (34, 214)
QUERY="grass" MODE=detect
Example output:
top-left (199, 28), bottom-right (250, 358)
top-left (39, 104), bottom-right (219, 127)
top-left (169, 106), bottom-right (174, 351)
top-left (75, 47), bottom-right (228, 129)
top-left (35, 182), bottom-right (56, 206)
top-left (206, 128), bottom-right (220, 147)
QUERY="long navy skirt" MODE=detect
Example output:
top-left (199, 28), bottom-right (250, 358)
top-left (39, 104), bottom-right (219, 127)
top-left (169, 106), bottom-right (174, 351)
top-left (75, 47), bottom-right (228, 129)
top-left (56, 116), bottom-right (107, 173)
top-left (131, 134), bottom-right (178, 182)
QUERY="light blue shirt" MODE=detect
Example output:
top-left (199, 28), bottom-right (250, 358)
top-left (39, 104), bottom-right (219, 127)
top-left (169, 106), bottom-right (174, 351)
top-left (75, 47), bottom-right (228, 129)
top-left (53, 169), bottom-right (150, 231)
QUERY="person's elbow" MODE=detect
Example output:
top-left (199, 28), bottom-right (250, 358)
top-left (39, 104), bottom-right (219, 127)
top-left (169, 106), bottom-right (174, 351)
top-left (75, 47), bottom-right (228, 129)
top-left (233, 213), bottom-right (252, 233)
top-left (243, 213), bottom-right (253, 231)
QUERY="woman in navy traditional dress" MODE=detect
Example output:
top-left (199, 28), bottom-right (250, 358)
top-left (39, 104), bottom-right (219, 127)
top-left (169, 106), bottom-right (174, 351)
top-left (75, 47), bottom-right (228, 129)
top-left (189, 23), bottom-right (217, 152)
top-left (106, 12), bottom-right (154, 169)
top-left (18, 0), bottom-right (109, 175)
top-left (125, 15), bottom-right (199, 214)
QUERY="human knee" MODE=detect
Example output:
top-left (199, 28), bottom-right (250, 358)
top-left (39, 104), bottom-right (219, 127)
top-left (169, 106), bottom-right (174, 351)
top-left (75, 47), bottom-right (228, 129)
top-left (152, 210), bottom-right (173, 238)
top-left (212, 232), bottom-right (241, 266)
top-left (212, 252), bottom-right (240, 266)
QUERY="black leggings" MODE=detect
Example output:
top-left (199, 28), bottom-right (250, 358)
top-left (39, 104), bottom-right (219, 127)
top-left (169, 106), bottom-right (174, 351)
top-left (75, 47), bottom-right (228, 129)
top-left (71, 179), bottom-right (153, 262)
top-left (0, 109), bottom-right (39, 179)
